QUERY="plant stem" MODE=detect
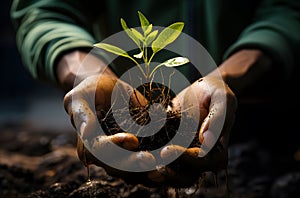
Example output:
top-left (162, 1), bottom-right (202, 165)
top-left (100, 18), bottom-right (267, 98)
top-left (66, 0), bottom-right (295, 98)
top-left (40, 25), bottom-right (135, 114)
top-left (128, 56), bottom-right (147, 78)
top-left (149, 62), bottom-right (164, 78)
top-left (148, 53), bottom-right (156, 66)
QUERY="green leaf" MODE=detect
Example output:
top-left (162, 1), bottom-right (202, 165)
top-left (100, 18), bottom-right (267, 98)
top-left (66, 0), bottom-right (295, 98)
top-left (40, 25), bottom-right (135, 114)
top-left (131, 28), bottom-right (144, 42)
top-left (138, 11), bottom-right (150, 33)
top-left (94, 43), bottom-right (130, 58)
top-left (120, 18), bottom-right (140, 47)
top-left (163, 57), bottom-right (189, 67)
top-left (144, 24), bottom-right (152, 36)
top-left (120, 18), bottom-right (129, 31)
top-left (144, 30), bottom-right (158, 46)
top-left (152, 22), bottom-right (184, 53)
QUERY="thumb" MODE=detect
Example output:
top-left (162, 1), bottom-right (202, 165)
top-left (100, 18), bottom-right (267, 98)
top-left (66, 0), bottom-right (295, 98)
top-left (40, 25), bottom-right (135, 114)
top-left (66, 97), bottom-right (98, 140)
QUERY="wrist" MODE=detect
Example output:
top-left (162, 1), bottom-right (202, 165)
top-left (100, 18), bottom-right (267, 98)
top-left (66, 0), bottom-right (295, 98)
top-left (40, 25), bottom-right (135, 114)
top-left (211, 49), bottom-right (275, 102)
top-left (220, 49), bottom-right (272, 82)
top-left (56, 50), bottom-right (116, 91)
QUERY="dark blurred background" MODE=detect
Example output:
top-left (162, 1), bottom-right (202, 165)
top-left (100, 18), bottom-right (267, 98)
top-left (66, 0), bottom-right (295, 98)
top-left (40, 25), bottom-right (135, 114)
top-left (0, 0), bottom-right (73, 132)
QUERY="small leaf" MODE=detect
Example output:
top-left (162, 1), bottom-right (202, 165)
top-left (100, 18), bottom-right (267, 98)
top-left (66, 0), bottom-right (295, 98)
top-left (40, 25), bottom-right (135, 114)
top-left (120, 18), bottom-right (129, 31)
top-left (120, 18), bottom-right (140, 47)
top-left (144, 30), bottom-right (158, 46)
top-left (152, 22), bottom-right (184, 53)
top-left (163, 57), bottom-right (189, 67)
top-left (138, 11), bottom-right (150, 33)
top-left (131, 28), bottom-right (144, 42)
top-left (133, 51), bottom-right (143, 59)
top-left (144, 24), bottom-right (153, 36)
top-left (94, 43), bottom-right (130, 58)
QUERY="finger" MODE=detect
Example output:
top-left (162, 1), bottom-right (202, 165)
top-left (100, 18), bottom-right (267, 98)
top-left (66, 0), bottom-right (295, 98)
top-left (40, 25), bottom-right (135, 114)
top-left (102, 151), bottom-right (156, 186)
top-left (63, 89), bottom-right (76, 128)
top-left (95, 75), bottom-right (117, 111)
top-left (199, 108), bottom-right (217, 148)
top-left (68, 98), bottom-right (98, 140)
top-left (63, 78), bottom-right (100, 140)
top-left (92, 151), bottom-right (156, 175)
top-left (199, 101), bottom-right (236, 155)
top-left (160, 145), bottom-right (228, 173)
top-left (78, 133), bottom-right (157, 173)
top-left (198, 78), bottom-right (237, 156)
top-left (171, 82), bottom-right (208, 124)
top-left (93, 132), bottom-right (139, 151)
top-left (160, 145), bottom-right (202, 172)
top-left (95, 151), bottom-right (156, 176)
top-left (91, 133), bottom-right (156, 171)
top-left (153, 146), bottom-right (227, 188)
top-left (160, 145), bottom-right (200, 162)
top-left (122, 151), bottom-right (156, 171)
top-left (77, 135), bottom-right (156, 184)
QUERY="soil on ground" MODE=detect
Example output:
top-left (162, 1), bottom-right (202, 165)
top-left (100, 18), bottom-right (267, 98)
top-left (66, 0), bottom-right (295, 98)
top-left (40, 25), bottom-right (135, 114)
top-left (1, 123), bottom-right (300, 198)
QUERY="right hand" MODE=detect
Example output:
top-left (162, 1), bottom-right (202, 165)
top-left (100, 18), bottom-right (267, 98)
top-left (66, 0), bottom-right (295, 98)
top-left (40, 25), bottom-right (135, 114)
top-left (63, 74), bottom-right (161, 185)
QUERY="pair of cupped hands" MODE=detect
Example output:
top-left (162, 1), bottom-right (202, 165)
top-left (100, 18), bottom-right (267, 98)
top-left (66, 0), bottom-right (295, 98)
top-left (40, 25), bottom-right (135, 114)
top-left (61, 52), bottom-right (237, 188)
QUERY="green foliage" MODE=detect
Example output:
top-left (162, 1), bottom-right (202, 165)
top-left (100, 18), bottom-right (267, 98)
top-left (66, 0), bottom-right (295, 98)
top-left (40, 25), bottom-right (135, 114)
top-left (151, 22), bottom-right (184, 54)
top-left (94, 11), bottom-right (189, 79)
top-left (94, 43), bottom-right (129, 58)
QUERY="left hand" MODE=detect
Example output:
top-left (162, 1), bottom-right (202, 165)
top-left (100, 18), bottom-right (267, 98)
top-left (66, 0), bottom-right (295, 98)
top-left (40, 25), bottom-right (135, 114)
top-left (148, 75), bottom-right (237, 187)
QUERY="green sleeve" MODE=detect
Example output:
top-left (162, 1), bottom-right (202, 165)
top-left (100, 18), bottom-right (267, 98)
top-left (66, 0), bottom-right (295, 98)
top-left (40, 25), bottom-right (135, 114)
top-left (223, 0), bottom-right (300, 79)
top-left (10, 0), bottom-right (97, 85)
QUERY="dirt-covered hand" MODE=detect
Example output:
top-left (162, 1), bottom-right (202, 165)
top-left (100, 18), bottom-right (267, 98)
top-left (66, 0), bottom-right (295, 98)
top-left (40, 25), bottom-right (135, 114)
top-left (63, 74), bottom-right (157, 183)
top-left (149, 76), bottom-right (237, 187)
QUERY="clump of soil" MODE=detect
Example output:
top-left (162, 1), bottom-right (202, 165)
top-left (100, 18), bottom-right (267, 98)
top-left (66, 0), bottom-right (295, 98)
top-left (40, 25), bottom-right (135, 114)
top-left (100, 82), bottom-right (200, 151)
top-left (100, 105), bottom-right (199, 151)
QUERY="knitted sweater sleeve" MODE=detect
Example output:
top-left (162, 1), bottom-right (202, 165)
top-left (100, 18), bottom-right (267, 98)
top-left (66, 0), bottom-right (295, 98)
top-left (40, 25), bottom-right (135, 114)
top-left (223, 0), bottom-right (300, 79)
top-left (10, 0), bottom-right (98, 84)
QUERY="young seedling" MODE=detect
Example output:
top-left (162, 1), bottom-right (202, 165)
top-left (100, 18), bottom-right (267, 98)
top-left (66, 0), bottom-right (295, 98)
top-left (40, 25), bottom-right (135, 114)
top-left (92, 11), bottom-right (195, 151)
top-left (91, 11), bottom-right (201, 153)
top-left (79, 12), bottom-right (229, 190)
top-left (94, 11), bottom-right (189, 82)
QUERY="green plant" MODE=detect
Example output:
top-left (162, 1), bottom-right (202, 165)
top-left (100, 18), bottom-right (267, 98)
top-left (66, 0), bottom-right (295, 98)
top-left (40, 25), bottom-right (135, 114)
top-left (92, 11), bottom-right (194, 152)
top-left (94, 11), bottom-right (189, 81)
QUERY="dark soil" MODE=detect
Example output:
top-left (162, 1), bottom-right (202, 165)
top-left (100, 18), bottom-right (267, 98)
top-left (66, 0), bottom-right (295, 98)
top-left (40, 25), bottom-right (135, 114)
top-left (1, 123), bottom-right (300, 198)
top-left (100, 106), bottom-right (199, 151)
top-left (100, 82), bottom-right (200, 151)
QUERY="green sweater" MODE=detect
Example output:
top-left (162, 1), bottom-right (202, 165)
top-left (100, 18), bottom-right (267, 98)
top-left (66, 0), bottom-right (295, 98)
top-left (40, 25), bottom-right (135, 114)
top-left (10, 0), bottom-right (300, 85)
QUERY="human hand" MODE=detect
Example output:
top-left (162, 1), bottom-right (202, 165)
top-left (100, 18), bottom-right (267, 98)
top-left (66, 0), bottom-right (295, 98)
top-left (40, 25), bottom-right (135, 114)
top-left (63, 73), bottom-right (162, 185)
top-left (56, 50), bottom-right (159, 184)
top-left (147, 76), bottom-right (237, 187)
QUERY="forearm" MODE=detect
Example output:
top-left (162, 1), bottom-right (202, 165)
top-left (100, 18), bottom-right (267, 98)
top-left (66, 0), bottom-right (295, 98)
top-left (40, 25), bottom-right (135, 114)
top-left (217, 0), bottom-right (300, 102)
top-left (222, 0), bottom-right (300, 84)
top-left (213, 49), bottom-right (276, 103)
top-left (10, 0), bottom-right (97, 85)
top-left (56, 50), bottom-right (117, 92)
